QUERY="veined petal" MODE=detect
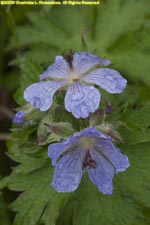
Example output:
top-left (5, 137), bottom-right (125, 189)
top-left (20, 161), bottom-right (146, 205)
top-left (82, 68), bottom-right (127, 93)
top-left (96, 139), bottom-right (130, 173)
top-left (73, 52), bottom-right (110, 75)
top-left (40, 56), bottom-right (70, 80)
top-left (65, 83), bottom-right (100, 118)
top-left (48, 136), bottom-right (80, 166)
top-left (48, 127), bottom-right (110, 166)
top-left (88, 150), bottom-right (114, 195)
top-left (80, 127), bottom-right (111, 139)
top-left (52, 149), bottom-right (84, 192)
top-left (24, 80), bottom-right (66, 111)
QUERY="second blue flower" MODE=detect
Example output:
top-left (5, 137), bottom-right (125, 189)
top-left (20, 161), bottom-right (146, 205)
top-left (48, 127), bottom-right (130, 194)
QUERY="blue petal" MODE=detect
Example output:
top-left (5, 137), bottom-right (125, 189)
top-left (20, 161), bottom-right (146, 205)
top-left (48, 127), bottom-right (110, 166)
top-left (82, 68), bottom-right (127, 93)
top-left (24, 80), bottom-right (66, 111)
top-left (13, 112), bottom-right (25, 124)
top-left (80, 127), bottom-right (111, 139)
top-left (52, 149), bottom-right (84, 192)
top-left (40, 56), bottom-right (70, 80)
top-left (88, 150), bottom-right (114, 195)
top-left (73, 52), bottom-right (110, 75)
top-left (65, 83), bottom-right (100, 118)
top-left (96, 139), bottom-right (130, 173)
top-left (48, 136), bottom-right (80, 166)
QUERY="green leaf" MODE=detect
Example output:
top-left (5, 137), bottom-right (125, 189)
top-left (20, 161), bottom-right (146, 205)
top-left (95, 0), bottom-right (149, 51)
top-left (0, 177), bottom-right (10, 190)
top-left (118, 142), bottom-right (150, 207)
top-left (7, 130), bottom-right (48, 174)
top-left (14, 60), bottom-right (42, 105)
top-left (0, 196), bottom-right (11, 225)
top-left (7, 162), bottom-right (71, 225)
top-left (72, 177), bottom-right (149, 225)
top-left (120, 127), bottom-right (150, 144)
top-left (122, 102), bottom-right (150, 130)
top-left (95, 0), bottom-right (150, 85)
top-left (6, 154), bottom-right (150, 225)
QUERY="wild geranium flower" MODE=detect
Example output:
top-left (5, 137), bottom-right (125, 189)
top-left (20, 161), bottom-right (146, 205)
top-left (48, 127), bottom-right (130, 194)
top-left (13, 112), bottom-right (26, 124)
top-left (24, 52), bottom-right (127, 118)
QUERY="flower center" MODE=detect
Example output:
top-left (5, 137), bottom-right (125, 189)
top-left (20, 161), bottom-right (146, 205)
top-left (80, 136), bottom-right (95, 150)
top-left (68, 72), bottom-right (80, 83)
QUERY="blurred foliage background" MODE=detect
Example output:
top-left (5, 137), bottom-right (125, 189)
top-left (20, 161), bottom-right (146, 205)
top-left (0, 0), bottom-right (150, 224)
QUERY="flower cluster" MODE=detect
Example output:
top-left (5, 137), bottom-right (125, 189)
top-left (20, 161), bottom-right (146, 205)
top-left (13, 51), bottom-right (130, 194)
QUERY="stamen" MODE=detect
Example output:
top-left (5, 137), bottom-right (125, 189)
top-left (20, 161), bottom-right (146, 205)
top-left (82, 150), bottom-right (97, 169)
top-left (64, 50), bottom-right (75, 71)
